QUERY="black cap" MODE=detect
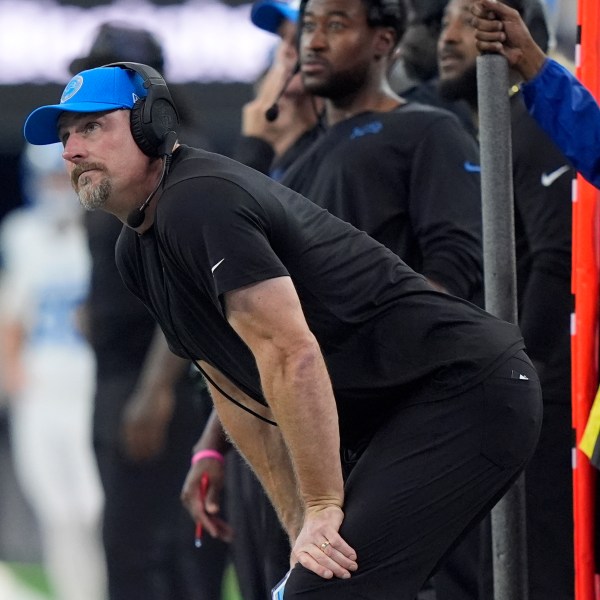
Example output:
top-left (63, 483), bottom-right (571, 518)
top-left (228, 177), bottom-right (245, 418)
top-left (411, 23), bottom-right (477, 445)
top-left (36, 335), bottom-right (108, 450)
top-left (69, 22), bottom-right (165, 75)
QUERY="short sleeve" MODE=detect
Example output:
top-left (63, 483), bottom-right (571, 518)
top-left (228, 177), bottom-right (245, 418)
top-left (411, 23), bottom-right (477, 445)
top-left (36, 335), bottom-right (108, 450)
top-left (157, 175), bottom-right (289, 297)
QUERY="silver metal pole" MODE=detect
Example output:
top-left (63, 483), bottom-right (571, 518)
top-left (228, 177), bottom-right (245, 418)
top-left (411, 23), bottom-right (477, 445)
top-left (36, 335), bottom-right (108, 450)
top-left (476, 53), bottom-right (529, 600)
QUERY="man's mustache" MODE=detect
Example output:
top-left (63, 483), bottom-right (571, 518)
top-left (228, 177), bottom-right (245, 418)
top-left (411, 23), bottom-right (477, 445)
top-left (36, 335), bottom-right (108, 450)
top-left (71, 163), bottom-right (104, 188)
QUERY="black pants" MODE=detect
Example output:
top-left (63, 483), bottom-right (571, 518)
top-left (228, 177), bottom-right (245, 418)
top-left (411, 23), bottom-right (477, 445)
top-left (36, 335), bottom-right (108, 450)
top-left (94, 375), bottom-right (228, 600)
top-left (432, 404), bottom-right (574, 600)
top-left (284, 350), bottom-right (543, 599)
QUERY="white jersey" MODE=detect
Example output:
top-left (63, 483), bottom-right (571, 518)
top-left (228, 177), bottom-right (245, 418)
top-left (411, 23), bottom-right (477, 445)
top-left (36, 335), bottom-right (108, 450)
top-left (0, 209), bottom-right (95, 397)
top-left (0, 207), bottom-right (107, 600)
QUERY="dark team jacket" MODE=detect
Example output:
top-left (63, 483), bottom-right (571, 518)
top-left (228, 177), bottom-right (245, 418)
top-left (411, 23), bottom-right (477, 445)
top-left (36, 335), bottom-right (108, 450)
top-left (116, 146), bottom-right (524, 443)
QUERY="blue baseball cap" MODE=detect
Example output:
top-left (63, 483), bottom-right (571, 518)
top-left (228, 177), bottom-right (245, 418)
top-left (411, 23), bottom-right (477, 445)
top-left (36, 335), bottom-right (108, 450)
top-left (24, 66), bottom-right (147, 145)
top-left (251, 0), bottom-right (299, 34)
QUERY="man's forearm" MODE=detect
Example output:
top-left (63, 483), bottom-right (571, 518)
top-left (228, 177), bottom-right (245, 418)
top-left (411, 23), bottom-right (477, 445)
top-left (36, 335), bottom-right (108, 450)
top-left (523, 59), bottom-right (600, 188)
top-left (258, 340), bottom-right (345, 513)
top-left (136, 325), bottom-right (189, 393)
top-left (192, 408), bottom-right (232, 456)
top-left (224, 277), bottom-right (345, 515)
top-left (201, 362), bottom-right (304, 540)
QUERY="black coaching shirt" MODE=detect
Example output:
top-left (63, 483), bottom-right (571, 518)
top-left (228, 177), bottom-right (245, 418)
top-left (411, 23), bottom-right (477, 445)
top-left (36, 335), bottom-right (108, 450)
top-left (281, 103), bottom-right (483, 301)
top-left (116, 146), bottom-right (523, 443)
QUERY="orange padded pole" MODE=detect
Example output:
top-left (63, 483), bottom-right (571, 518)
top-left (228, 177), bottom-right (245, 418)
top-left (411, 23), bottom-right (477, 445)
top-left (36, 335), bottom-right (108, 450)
top-left (573, 0), bottom-right (600, 597)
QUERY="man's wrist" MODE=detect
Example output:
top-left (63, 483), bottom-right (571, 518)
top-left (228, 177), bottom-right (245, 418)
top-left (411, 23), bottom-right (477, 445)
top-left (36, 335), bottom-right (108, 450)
top-left (191, 448), bottom-right (225, 465)
top-left (519, 46), bottom-right (547, 81)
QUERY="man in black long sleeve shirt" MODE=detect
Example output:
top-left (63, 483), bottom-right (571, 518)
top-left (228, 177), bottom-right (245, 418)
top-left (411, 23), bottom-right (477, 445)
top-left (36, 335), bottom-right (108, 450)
top-left (436, 1), bottom-right (574, 597)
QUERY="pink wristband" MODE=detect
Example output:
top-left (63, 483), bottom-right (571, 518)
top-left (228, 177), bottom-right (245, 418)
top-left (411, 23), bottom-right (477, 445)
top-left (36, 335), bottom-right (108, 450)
top-left (191, 449), bottom-right (225, 466)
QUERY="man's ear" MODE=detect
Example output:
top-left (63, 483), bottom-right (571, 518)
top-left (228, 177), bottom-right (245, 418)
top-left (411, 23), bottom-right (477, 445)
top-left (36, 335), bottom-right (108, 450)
top-left (374, 27), bottom-right (398, 59)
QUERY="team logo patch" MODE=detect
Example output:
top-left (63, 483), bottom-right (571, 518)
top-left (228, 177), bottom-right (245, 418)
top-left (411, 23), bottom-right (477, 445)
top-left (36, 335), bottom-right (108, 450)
top-left (350, 121), bottom-right (383, 139)
top-left (61, 75), bottom-right (83, 103)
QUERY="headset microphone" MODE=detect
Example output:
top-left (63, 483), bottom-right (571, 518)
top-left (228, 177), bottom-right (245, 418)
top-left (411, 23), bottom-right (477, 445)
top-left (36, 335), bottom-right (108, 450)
top-left (264, 61), bottom-right (301, 122)
top-left (126, 130), bottom-right (177, 229)
top-left (126, 193), bottom-right (154, 229)
top-left (264, 103), bottom-right (280, 124)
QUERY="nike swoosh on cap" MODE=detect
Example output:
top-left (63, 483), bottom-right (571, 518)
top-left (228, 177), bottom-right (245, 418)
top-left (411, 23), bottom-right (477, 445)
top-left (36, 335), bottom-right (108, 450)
top-left (541, 165), bottom-right (570, 187)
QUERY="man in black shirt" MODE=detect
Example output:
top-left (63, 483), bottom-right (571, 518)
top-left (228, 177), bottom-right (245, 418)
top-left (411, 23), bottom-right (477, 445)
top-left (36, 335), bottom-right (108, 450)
top-left (203, 1), bottom-right (485, 591)
top-left (234, 0), bottom-right (322, 183)
top-left (24, 59), bottom-right (542, 598)
top-left (67, 22), bottom-right (228, 600)
top-left (239, 0), bottom-right (483, 301)
top-left (436, 0), bottom-right (574, 598)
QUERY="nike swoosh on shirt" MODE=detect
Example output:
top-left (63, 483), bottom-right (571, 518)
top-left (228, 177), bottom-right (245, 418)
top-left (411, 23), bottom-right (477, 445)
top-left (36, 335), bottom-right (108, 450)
top-left (463, 161), bottom-right (481, 173)
top-left (211, 258), bottom-right (225, 273)
top-left (541, 165), bottom-right (570, 187)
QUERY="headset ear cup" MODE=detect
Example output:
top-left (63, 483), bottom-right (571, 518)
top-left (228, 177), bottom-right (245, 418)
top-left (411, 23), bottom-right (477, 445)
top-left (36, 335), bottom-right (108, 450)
top-left (130, 98), bottom-right (159, 157)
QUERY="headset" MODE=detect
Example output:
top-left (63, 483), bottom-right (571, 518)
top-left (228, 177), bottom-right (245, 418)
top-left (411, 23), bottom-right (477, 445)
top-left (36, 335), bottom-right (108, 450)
top-left (101, 62), bottom-right (179, 228)
top-left (103, 61), bottom-right (179, 158)
top-left (367, 0), bottom-right (407, 41)
top-left (265, 62), bottom-right (301, 122)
